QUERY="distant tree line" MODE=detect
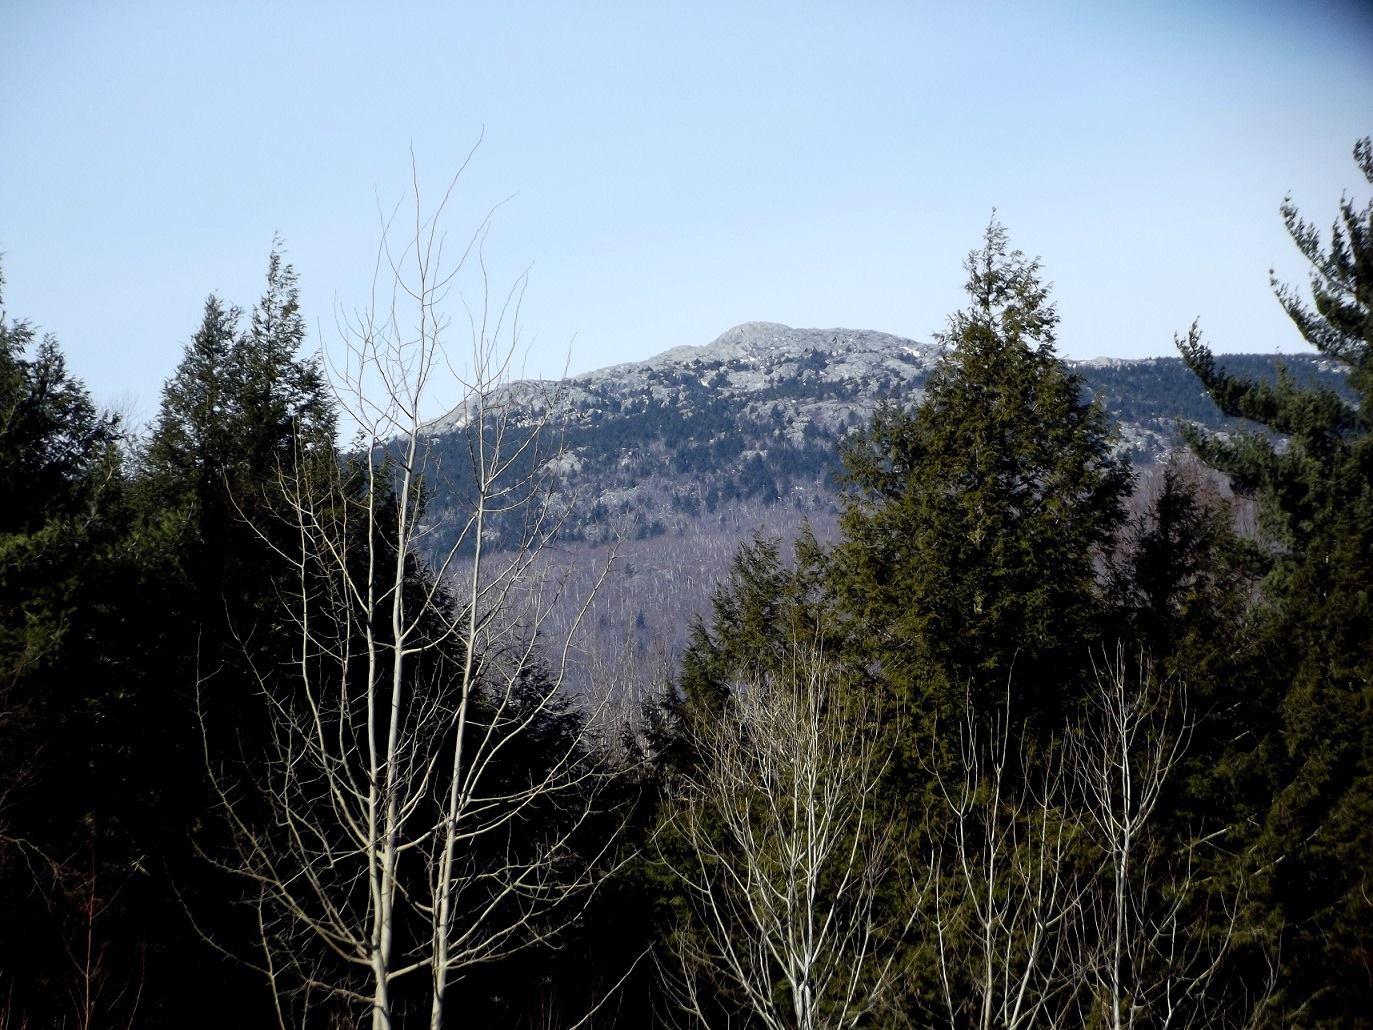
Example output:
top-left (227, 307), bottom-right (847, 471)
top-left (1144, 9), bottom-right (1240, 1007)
top-left (0, 138), bottom-right (1368, 1028)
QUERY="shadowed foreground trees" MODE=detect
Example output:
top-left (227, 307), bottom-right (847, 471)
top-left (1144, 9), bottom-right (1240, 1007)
top-left (673, 221), bottom-right (1232, 1028)
top-left (0, 267), bottom-right (144, 1028)
top-left (673, 635), bottom-right (1257, 1028)
top-left (1177, 136), bottom-right (1373, 1025)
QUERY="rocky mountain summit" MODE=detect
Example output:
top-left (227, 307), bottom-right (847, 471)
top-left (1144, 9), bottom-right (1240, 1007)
top-left (417, 322), bottom-right (1346, 551)
top-left (427, 321), bottom-right (941, 439)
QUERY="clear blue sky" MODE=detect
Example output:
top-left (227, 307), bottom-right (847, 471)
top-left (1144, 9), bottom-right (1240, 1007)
top-left (3, 0), bottom-right (1371, 418)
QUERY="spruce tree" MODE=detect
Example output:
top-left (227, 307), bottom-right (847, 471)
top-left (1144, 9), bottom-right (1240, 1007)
top-left (681, 534), bottom-right (815, 715)
top-left (0, 267), bottom-right (160, 1025)
top-left (235, 239), bottom-right (335, 475)
top-left (137, 242), bottom-right (339, 758)
top-left (141, 244), bottom-right (336, 638)
top-left (833, 220), bottom-right (1132, 731)
top-left (1109, 458), bottom-right (1258, 684)
top-left (128, 247), bottom-right (340, 1025)
top-left (0, 263), bottom-right (123, 794)
top-left (1177, 137), bottom-right (1373, 1024)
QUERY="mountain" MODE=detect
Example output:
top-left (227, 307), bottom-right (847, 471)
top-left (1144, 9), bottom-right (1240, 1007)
top-left (407, 322), bottom-right (1350, 669)
top-left (417, 320), bottom-right (1349, 551)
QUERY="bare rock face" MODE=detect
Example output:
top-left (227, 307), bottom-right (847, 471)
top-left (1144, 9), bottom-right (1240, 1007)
top-left (568, 322), bottom-right (941, 440)
top-left (427, 322), bottom-right (940, 436)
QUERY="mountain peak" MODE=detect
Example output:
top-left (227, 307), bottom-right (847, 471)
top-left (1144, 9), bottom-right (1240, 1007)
top-left (627, 321), bottom-right (933, 373)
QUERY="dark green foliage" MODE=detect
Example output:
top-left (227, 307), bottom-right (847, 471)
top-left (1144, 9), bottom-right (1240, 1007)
top-left (0, 247), bottom-right (654, 1027)
top-left (1110, 459), bottom-right (1260, 683)
top-left (0, 269), bottom-right (116, 997)
top-left (672, 225), bottom-right (1146, 1026)
top-left (0, 244), bottom-right (346, 1027)
top-left (833, 220), bottom-right (1132, 729)
top-left (0, 281), bottom-right (120, 685)
top-left (137, 246), bottom-right (338, 730)
top-left (142, 244), bottom-right (335, 613)
top-left (0, 315), bottom-right (117, 531)
top-left (1177, 138), bottom-right (1373, 1026)
top-left (136, 242), bottom-right (339, 836)
top-left (679, 530), bottom-right (830, 718)
top-left (1080, 353), bottom-right (1354, 456)
top-left (0, 269), bottom-right (238, 1025)
top-left (1105, 461), bottom-right (1266, 972)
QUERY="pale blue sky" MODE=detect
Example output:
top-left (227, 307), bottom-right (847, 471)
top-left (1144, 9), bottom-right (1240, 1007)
top-left (3, 0), bottom-right (1371, 417)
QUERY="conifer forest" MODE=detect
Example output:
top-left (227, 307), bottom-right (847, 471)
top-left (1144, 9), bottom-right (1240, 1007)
top-left (2, 9), bottom-right (1372, 1026)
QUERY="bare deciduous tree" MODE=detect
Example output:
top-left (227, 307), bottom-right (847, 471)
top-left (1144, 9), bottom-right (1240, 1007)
top-left (198, 154), bottom-right (623, 1030)
top-left (661, 640), bottom-right (905, 1030)
top-left (923, 658), bottom-right (1261, 1030)
top-left (925, 689), bottom-right (1081, 1030)
top-left (1069, 649), bottom-right (1252, 1029)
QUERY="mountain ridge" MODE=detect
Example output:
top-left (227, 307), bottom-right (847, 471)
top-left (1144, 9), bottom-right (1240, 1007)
top-left (415, 321), bottom-right (1349, 551)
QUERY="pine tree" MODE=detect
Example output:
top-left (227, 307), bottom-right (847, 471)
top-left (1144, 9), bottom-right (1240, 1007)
top-left (136, 242), bottom-right (339, 770)
top-left (681, 535), bottom-right (795, 715)
top-left (0, 266), bottom-right (156, 1025)
top-left (0, 265), bottom-right (119, 536)
top-left (235, 239), bottom-right (335, 476)
top-left (125, 247), bottom-right (342, 1025)
top-left (679, 525), bottom-right (835, 715)
top-left (833, 219), bottom-right (1132, 731)
top-left (0, 261), bottom-right (123, 763)
top-left (145, 243), bottom-right (334, 524)
top-left (1106, 459), bottom-right (1264, 931)
top-left (1109, 459), bottom-right (1258, 681)
top-left (144, 294), bottom-right (241, 503)
top-left (141, 242), bottom-right (336, 629)
top-left (1177, 137), bottom-right (1373, 1024)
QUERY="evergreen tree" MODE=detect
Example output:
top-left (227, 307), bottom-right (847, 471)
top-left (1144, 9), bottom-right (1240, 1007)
top-left (142, 242), bottom-right (335, 622)
top-left (1109, 458), bottom-right (1258, 684)
top-left (0, 292), bottom-right (117, 533)
top-left (144, 294), bottom-right (240, 501)
top-left (833, 220), bottom-right (1132, 732)
top-left (124, 244), bottom-right (339, 1026)
top-left (1177, 137), bottom-right (1373, 1024)
top-left (683, 535), bottom-right (791, 713)
top-left (139, 244), bottom-right (337, 736)
top-left (0, 266), bottom-right (157, 1025)
top-left (1106, 460), bottom-right (1268, 1003)
top-left (235, 239), bottom-right (336, 477)
top-left (134, 247), bottom-right (340, 819)
top-left (0, 263), bottom-right (123, 835)
top-left (0, 268), bottom-right (123, 744)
